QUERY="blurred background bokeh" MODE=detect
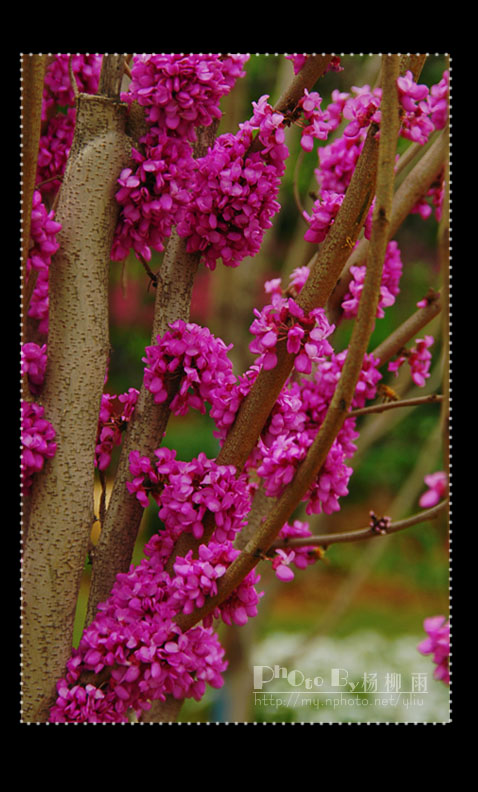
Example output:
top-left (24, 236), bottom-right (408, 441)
top-left (75, 54), bottom-right (449, 722)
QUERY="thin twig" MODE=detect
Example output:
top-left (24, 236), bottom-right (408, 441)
top-left (348, 392), bottom-right (443, 419)
top-left (272, 500), bottom-right (447, 550)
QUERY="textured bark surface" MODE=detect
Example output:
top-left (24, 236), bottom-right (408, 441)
top-left (21, 55), bottom-right (47, 275)
top-left (22, 94), bottom-right (132, 722)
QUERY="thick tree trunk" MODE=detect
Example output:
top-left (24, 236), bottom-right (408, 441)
top-left (22, 92), bottom-right (132, 722)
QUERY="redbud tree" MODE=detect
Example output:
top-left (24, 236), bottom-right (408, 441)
top-left (20, 53), bottom-right (450, 723)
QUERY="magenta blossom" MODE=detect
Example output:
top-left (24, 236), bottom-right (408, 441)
top-left (388, 335), bottom-right (434, 387)
top-left (419, 472), bottom-right (447, 508)
top-left (417, 615), bottom-right (450, 685)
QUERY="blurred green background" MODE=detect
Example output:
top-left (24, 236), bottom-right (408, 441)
top-left (76, 54), bottom-right (449, 723)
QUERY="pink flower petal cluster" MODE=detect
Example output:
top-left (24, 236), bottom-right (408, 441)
top-left (308, 72), bottom-right (447, 239)
top-left (411, 173), bottom-right (445, 222)
top-left (243, 269), bottom-right (381, 514)
top-left (21, 401), bottom-right (57, 494)
top-left (427, 70), bottom-right (449, 130)
top-left (397, 71), bottom-right (435, 145)
top-left (21, 342), bottom-right (47, 395)
top-left (112, 131), bottom-right (194, 262)
top-left (271, 520), bottom-right (318, 581)
top-left (272, 549), bottom-right (296, 581)
top-left (26, 191), bottom-right (62, 336)
top-left (126, 448), bottom-right (168, 510)
top-left (419, 471), bottom-right (447, 508)
top-left (142, 319), bottom-right (236, 420)
top-left (49, 551), bottom-right (227, 722)
top-left (172, 541), bottom-right (263, 626)
top-left (388, 335), bottom-right (434, 387)
top-left (316, 134), bottom-right (364, 194)
top-left (249, 293), bottom-right (334, 373)
top-left (303, 190), bottom-right (345, 245)
top-left (122, 54), bottom-right (249, 139)
top-left (42, 54), bottom-right (102, 118)
top-left (298, 90), bottom-right (342, 152)
top-left (251, 346), bottom-right (381, 513)
top-left (95, 388), bottom-right (139, 471)
top-left (341, 240), bottom-right (403, 319)
top-left (112, 55), bottom-right (249, 263)
top-left (176, 95), bottom-right (288, 269)
top-left (342, 84), bottom-right (382, 138)
top-left (127, 448), bottom-right (250, 546)
top-left (36, 108), bottom-right (76, 196)
top-left (417, 615), bottom-right (450, 685)
top-left (50, 445), bottom-right (258, 722)
top-left (27, 190), bottom-right (62, 268)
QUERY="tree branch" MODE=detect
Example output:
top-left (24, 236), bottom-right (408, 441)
top-left (21, 55), bottom-right (47, 332)
top-left (272, 500), bottom-right (447, 549)
top-left (348, 392), bottom-right (443, 419)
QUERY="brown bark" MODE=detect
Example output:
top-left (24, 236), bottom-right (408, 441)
top-left (22, 92), bottom-right (132, 722)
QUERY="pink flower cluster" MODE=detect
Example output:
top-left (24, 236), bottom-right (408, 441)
top-left (26, 191), bottom-right (62, 336)
top-left (243, 267), bottom-right (382, 513)
top-left (396, 71), bottom-right (435, 145)
top-left (249, 293), bottom-right (334, 373)
top-left (50, 446), bottom-right (260, 722)
top-left (388, 335), bottom-right (434, 387)
top-left (143, 319), bottom-right (236, 416)
top-left (112, 54), bottom-right (249, 264)
top-left (342, 84), bottom-right (382, 139)
top-left (123, 54), bottom-right (249, 137)
top-left (42, 54), bottom-right (102, 116)
top-left (303, 190), bottom-right (345, 245)
top-left (298, 90), bottom-right (343, 152)
top-left (36, 108), bottom-right (76, 195)
top-left (271, 520), bottom-right (318, 581)
top-left (176, 95), bottom-right (289, 269)
top-left (95, 388), bottom-right (139, 471)
top-left (21, 401), bottom-right (57, 495)
top-left (419, 471), bottom-right (447, 508)
top-left (341, 240), bottom-right (403, 319)
top-left (49, 549), bottom-right (228, 722)
top-left (417, 615), bottom-right (450, 685)
top-left (127, 448), bottom-right (250, 548)
top-left (121, 54), bottom-right (249, 134)
top-left (411, 173), bottom-right (445, 223)
top-left (111, 130), bottom-right (195, 262)
top-left (316, 134), bottom-right (363, 195)
top-left (21, 342), bottom-right (47, 395)
top-left (253, 348), bottom-right (381, 514)
top-left (301, 70), bottom-right (448, 250)
top-left (428, 70), bottom-right (449, 130)
top-left (172, 541), bottom-right (262, 626)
